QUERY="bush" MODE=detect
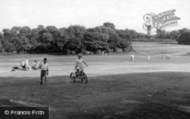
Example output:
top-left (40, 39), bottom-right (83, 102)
top-left (96, 50), bottom-right (102, 55)
top-left (109, 49), bottom-right (114, 53)
top-left (79, 48), bottom-right (85, 54)
top-left (85, 51), bottom-right (90, 55)
top-left (177, 32), bottom-right (190, 44)
top-left (71, 51), bottom-right (76, 55)
top-left (115, 48), bottom-right (123, 54)
top-left (0, 23), bottom-right (134, 55)
top-left (66, 49), bottom-right (71, 55)
top-left (123, 47), bottom-right (131, 53)
top-left (90, 52), bottom-right (94, 55)
top-left (3, 41), bottom-right (16, 53)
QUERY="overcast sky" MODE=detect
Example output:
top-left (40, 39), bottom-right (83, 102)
top-left (0, 0), bottom-right (190, 33)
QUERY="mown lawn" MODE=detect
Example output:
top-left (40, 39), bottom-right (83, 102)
top-left (1, 72), bottom-right (190, 119)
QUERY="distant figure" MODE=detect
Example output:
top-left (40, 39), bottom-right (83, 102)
top-left (32, 60), bottom-right (41, 70)
top-left (166, 55), bottom-right (170, 59)
top-left (148, 55), bottom-right (151, 60)
top-left (162, 54), bottom-right (170, 59)
top-left (131, 55), bottom-right (134, 61)
top-left (39, 58), bottom-right (49, 85)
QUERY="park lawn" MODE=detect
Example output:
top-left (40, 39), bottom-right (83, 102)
top-left (1, 72), bottom-right (190, 119)
top-left (1, 42), bottom-right (190, 118)
top-left (132, 42), bottom-right (190, 55)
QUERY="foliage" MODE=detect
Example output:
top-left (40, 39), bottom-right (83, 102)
top-left (103, 22), bottom-right (115, 29)
top-left (7, 23), bottom-right (190, 54)
top-left (156, 29), bottom-right (170, 39)
top-left (177, 32), bottom-right (190, 45)
top-left (132, 28), bottom-right (190, 43)
top-left (1, 23), bottom-right (189, 54)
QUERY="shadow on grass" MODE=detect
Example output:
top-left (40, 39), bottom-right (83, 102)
top-left (67, 103), bottom-right (190, 119)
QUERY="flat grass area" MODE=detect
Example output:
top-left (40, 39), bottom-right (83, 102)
top-left (1, 43), bottom-right (190, 77)
top-left (132, 42), bottom-right (190, 55)
top-left (1, 72), bottom-right (190, 119)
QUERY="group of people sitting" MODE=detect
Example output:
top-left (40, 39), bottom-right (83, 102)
top-left (12, 59), bottom-right (42, 71)
top-left (11, 58), bottom-right (49, 85)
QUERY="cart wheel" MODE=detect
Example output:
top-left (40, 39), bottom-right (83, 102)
top-left (81, 73), bottom-right (88, 84)
top-left (70, 72), bottom-right (76, 83)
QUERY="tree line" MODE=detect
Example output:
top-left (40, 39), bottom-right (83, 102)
top-left (131, 28), bottom-right (190, 41)
top-left (0, 22), bottom-right (134, 55)
top-left (177, 28), bottom-right (190, 44)
top-left (0, 22), bottom-right (189, 55)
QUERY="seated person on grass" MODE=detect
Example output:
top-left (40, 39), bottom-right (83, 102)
top-left (32, 60), bottom-right (41, 70)
top-left (12, 59), bottom-right (30, 71)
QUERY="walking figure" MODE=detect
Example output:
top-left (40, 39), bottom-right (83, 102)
top-left (40, 58), bottom-right (49, 85)
top-left (131, 55), bottom-right (134, 61)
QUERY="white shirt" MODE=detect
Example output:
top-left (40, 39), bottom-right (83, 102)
top-left (40, 62), bottom-right (49, 70)
top-left (75, 58), bottom-right (84, 68)
top-left (25, 59), bottom-right (30, 68)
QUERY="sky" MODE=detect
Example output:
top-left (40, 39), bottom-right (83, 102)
top-left (0, 0), bottom-right (190, 34)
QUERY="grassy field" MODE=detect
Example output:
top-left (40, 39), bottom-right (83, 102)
top-left (132, 42), bottom-right (190, 55)
top-left (0, 42), bottom-right (190, 119)
top-left (1, 73), bottom-right (190, 119)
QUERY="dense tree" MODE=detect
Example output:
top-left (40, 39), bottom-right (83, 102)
top-left (2, 40), bottom-right (16, 52)
top-left (0, 23), bottom-right (136, 54)
top-left (179, 28), bottom-right (190, 34)
top-left (116, 30), bottom-right (131, 40)
top-left (126, 29), bottom-right (138, 38)
top-left (107, 28), bottom-right (121, 50)
top-left (84, 26), bottom-right (109, 52)
top-left (55, 27), bottom-right (67, 53)
top-left (156, 29), bottom-right (170, 39)
top-left (65, 25), bottom-right (86, 53)
top-left (30, 28), bottom-right (40, 48)
top-left (2, 28), bottom-right (18, 52)
top-left (0, 33), bottom-right (4, 52)
top-left (103, 22), bottom-right (115, 29)
top-left (169, 30), bottom-right (179, 40)
top-left (37, 25), bottom-right (45, 31)
top-left (19, 26), bottom-right (32, 52)
top-left (10, 26), bottom-right (21, 34)
top-left (177, 31), bottom-right (190, 44)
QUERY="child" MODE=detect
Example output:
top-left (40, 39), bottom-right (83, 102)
top-left (39, 58), bottom-right (49, 85)
top-left (130, 54), bottom-right (134, 61)
top-left (75, 53), bottom-right (88, 75)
